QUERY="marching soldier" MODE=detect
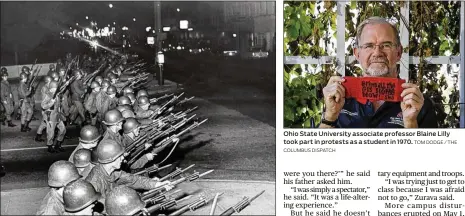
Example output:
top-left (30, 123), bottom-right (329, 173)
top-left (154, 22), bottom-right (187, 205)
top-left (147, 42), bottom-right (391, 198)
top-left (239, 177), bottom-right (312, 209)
top-left (84, 81), bottom-right (101, 126)
top-left (1, 68), bottom-right (16, 127)
top-left (122, 87), bottom-right (134, 96)
top-left (63, 179), bottom-right (101, 216)
top-left (18, 72), bottom-right (34, 132)
top-left (72, 149), bottom-right (94, 178)
top-left (85, 139), bottom-right (171, 199)
top-left (42, 81), bottom-right (67, 153)
top-left (69, 70), bottom-right (86, 126)
top-left (94, 76), bottom-right (103, 85)
top-left (35, 76), bottom-right (52, 142)
top-left (118, 95), bottom-right (131, 106)
top-left (68, 125), bottom-right (101, 162)
top-left (58, 69), bottom-right (71, 124)
top-left (36, 161), bottom-right (81, 215)
top-left (136, 89), bottom-right (148, 99)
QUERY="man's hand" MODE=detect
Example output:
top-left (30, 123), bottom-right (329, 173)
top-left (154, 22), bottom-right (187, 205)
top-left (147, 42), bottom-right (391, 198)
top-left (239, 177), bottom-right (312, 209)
top-left (145, 153), bottom-right (154, 161)
top-left (322, 76), bottom-right (346, 121)
top-left (154, 180), bottom-right (174, 191)
top-left (400, 83), bottom-right (424, 128)
top-left (144, 143), bottom-right (152, 150)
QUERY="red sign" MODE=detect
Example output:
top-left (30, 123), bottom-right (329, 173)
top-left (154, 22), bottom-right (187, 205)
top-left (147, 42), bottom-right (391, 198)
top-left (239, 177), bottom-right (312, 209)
top-left (342, 77), bottom-right (405, 104)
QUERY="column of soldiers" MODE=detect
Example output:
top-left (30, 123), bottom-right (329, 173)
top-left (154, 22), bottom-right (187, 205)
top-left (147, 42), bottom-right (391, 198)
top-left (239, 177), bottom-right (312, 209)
top-left (14, 53), bottom-right (219, 216)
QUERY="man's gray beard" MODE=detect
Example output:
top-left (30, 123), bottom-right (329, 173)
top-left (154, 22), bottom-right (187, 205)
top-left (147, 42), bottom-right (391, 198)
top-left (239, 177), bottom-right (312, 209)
top-left (365, 64), bottom-right (390, 77)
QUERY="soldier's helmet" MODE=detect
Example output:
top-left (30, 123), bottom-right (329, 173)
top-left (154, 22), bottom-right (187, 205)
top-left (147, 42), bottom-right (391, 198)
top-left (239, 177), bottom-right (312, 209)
top-left (122, 110), bottom-right (135, 119)
top-left (73, 69), bottom-right (82, 77)
top-left (105, 186), bottom-right (145, 215)
top-left (51, 72), bottom-right (59, 80)
top-left (79, 125), bottom-right (101, 143)
top-left (73, 149), bottom-right (92, 168)
top-left (63, 179), bottom-right (101, 212)
top-left (49, 64), bottom-right (55, 69)
top-left (19, 72), bottom-right (28, 80)
top-left (108, 73), bottom-right (117, 80)
top-left (1, 70), bottom-right (8, 77)
top-left (21, 66), bottom-right (30, 73)
top-left (90, 81), bottom-right (101, 89)
top-left (118, 96), bottom-right (131, 105)
top-left (122, 87), bottom-right (133, 95)
top-left (101, 80), bottom-right (110, 89)
top-left (44, 76), bottom-right (52, 83)
top-left (48, 160), bottom-right (81, 187)
top-left (137, 96), bottom-right (150, 106)
top-left (123, 118), bottom-right (140, 134)
top-left (1, 67), bottom-right (7, 73)
top-left (136, 90), bottom-right (148, 99)
top-left (103, 109), bottom-right (124, 125)
top-left (96, 139), bottom-right (125, 163)
top-left (126, 93), bottom-right (136, 103)
top-left (94, 76), bottom-right (103, 84)
top-left (49, 81), bottom-right (59, 89)
top-left (116, 104), bottom-right (133, 113)
top-left (107, 86), bottom-right (117, 95)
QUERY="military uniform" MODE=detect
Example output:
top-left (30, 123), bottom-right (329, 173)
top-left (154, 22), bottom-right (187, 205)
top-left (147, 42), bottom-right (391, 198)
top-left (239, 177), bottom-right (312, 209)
top-left (36, 188), bottom-right (65, 215)
top-left (84, 91), bottom-right (99, 125)
top-left (41, 90), bottom-right (66, 150)
top-left (35, 81), bottom-right (50, 141)
top-left (85, 164), bottom-right (160, 199)
top-left (1, 78), bottom-right (15, 124)
top-left (70, 78), bottom-right (86, 124)
top-left (101, 129), bottom-right (123, 146)
top-left (18, 78), bottom-right (33, 130)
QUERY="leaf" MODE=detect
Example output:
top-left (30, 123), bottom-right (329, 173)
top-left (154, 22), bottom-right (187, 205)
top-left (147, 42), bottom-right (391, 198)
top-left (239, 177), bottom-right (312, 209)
top-left (351, 0), bottom-right (356, 10)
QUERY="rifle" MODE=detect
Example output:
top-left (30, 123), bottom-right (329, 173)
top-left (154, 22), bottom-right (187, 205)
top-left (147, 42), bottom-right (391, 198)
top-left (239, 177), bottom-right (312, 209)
top-left (128, 114), bottom-right (197, 154)
top-left (144, 189), bottom-right (183, 206)
top-left (53, 57), bottom-right (76, 99)
top-left (126, 116), bottom-right (202, 164)
top-left (29, 59), bottom-right (38, 74)
top-left (83, 62), bottom-right (106, 85)
top-left (54, 76), bottom-right (76, 99)
top-left (149, 93), bottom-right (185, 119)
top-left (134, 164), bottom-right (172, 176)
top-left (141, 169), bottom-right (213, 201)
top-left (219, 190), bottom-right (265, 215)
top-left (169, 192), bottom-right (222, 216)
top-left (150, 93), bottom-right (174, 104)
top-left (27, 65), bottom-right (42, 91)
top-left (135, 194), bottom-right (192, 216)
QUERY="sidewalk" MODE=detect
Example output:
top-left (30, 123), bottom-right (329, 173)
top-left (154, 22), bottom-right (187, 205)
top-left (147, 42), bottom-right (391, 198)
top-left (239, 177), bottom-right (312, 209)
top-left (0, 179), bottom-right (275, 215)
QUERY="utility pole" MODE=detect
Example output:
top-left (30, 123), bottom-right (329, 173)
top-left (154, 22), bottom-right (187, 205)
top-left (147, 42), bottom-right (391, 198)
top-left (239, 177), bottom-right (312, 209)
top-left (154, 1), bottom-right (164, 85)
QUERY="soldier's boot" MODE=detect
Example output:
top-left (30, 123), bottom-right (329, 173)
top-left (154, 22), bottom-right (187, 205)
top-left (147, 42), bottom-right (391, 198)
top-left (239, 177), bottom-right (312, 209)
top-left (54, 140), bottom-right (65, 152)
top-left (25, 121), bottom-right (32, 131)
top-left (47, 145), bottom-right (56, 153)
top-left (35, 133), bottom-right (45, 142)
top-left (20, 124), bottom-right (27, 132)
top-left (7, 121), bottom-right (16, 127)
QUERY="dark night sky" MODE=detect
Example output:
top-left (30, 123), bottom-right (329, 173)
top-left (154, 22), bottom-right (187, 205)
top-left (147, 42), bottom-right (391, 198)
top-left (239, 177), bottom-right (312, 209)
top-left (1, 1), bottom-right (159, 53)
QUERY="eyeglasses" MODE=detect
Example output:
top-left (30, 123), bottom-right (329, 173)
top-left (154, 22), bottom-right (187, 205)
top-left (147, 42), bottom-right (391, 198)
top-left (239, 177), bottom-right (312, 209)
top-left (358, 42), bottom-right (397, 52)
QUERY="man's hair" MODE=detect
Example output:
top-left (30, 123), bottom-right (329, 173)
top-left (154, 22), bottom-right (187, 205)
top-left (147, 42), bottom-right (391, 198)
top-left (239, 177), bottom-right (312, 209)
top-left (355, 17), bottom-right (401, 47)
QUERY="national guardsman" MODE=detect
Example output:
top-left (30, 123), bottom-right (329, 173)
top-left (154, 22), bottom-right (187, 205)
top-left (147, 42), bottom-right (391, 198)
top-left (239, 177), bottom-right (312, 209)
top-left (0, 68), bottom-right (16, 127)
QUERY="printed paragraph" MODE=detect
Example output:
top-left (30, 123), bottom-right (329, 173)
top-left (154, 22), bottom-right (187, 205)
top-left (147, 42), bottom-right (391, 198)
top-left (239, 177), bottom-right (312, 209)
top-left (283, 170), bottom-right (372, 216)
top-left (378, 171), bottom-right (465, 216)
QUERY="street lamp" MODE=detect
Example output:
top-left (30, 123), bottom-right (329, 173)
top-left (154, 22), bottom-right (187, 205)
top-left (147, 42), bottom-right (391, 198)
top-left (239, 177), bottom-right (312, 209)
top-left (109, 3), bottom-right (113, 8)
top-left (133, 17), bottom-right (136, 22)
top-left (76, 23), bottom-right (79, 26)
top-left (86, 16), bottom-right (89, 20)
top-left (233, 33), bottom-right (237, 38)
top-left (177, 8), bottom-right (180, 12)
top-left (156, 51), bottom-right (165, 85)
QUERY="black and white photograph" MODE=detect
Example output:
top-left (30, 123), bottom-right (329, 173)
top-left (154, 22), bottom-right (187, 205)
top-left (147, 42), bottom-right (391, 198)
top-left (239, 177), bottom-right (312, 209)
top-left (0, 1), bottom-right (276, 215)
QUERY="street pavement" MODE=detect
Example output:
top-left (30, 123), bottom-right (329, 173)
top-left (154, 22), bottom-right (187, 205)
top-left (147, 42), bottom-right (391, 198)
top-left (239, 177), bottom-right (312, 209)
top-left (1, 56), bottom-right (276, 214)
